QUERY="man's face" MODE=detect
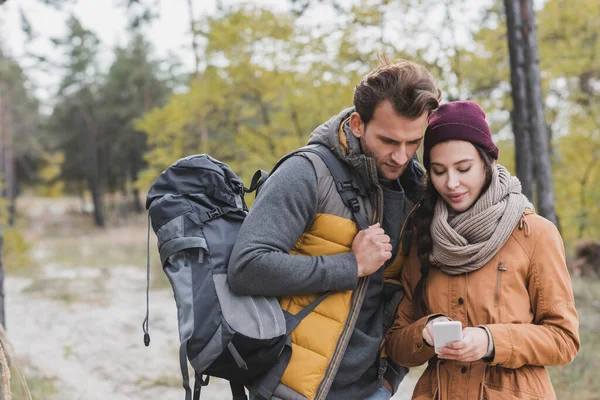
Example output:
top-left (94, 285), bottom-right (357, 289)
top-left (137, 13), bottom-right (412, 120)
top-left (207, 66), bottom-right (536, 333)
top-left (350, 100), bottom-right (428, 180)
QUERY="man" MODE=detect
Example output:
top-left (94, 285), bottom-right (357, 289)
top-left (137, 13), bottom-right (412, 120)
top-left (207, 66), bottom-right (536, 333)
top-left (228, 53), bottom-right (441, 400)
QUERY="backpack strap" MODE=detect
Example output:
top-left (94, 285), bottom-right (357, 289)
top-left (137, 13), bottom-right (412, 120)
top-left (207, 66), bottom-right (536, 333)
top-left (142, 213), bottom-right (152, 347)
top-left (230, 382), bottom-right (248, 400)
top-left (255, 144), bottom-right (370, 230)
top-left (245, 169), bottom-right (269, 194)
top-left (299, 144), bottom-right (370, 230)
top-left (197, 206), bottom-right (239, 224)
top-left (179, 340), bottom-right (210, 400)
top-left (252, 292), bottom-right (330, 400)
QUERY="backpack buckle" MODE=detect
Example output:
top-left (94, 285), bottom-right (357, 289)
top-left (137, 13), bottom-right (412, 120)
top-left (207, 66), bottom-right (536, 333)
top-left (208, 207), bottom-right (223, 220)
top-left (348, 198), bottom-right (361, 213)
top-left (337, 180), bottom-right (354, 192)
top-left (200, 207), bottom-right (224, 223)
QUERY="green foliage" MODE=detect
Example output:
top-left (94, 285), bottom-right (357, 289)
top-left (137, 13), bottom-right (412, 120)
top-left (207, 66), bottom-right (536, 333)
top-left (0, 55), bottom-right (44, 187)
top-left (35, 152), bottom-right (65, 197)
top-left (1, 228), bottom-right (31, 273)
top-left (137, 7), bottom-right (353, 188)
top-left (554, 130), bottom-right (600, 245)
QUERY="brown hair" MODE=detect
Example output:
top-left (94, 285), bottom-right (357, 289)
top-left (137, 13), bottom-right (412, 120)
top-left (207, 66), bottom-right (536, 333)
top-left (353, 51), bottom-right (441, 125)
top-left (413, 144), bottom-right (495, 318)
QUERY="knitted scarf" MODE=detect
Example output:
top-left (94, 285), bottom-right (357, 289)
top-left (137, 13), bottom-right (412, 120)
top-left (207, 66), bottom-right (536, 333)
top-left (430, 164), bottom-right (531, 275)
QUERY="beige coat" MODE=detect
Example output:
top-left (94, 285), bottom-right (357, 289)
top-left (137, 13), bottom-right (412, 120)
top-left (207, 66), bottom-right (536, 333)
top-left (386, 210), bottom-right (580, 399)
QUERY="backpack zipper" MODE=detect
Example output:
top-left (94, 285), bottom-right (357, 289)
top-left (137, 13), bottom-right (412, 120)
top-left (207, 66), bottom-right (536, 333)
top-left (494, 262), bottom-right (507, 307)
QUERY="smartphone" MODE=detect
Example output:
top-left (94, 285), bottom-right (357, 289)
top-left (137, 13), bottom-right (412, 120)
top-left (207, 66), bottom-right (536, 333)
top-left (432, 320), bottom-right (462, 354)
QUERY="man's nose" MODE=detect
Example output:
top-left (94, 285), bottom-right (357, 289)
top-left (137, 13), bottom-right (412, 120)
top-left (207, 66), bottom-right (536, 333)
top-left (391, 146), bottom-right (408, 166)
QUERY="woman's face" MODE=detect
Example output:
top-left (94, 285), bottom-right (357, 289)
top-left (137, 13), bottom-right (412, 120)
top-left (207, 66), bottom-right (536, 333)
top-left (429, 140), bottom-right (490, 213)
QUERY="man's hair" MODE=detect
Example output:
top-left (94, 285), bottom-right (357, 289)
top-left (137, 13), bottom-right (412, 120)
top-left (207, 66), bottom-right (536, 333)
top-left (353, 51), bottom-right (441, 124)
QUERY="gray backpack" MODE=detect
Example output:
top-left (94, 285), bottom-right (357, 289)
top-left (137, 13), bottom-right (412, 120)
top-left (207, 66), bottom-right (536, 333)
top-left (142, 145), bottom-right (368, 400)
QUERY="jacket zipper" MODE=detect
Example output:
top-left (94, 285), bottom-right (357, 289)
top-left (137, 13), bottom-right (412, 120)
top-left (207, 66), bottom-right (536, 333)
top-left (377, 200), bottom-right (421, 363)
top-left (494, 262), bottom-right (506, 307)
top-left (314, 157), bottom-right (381, 400)
top-left (385, 200), bottom-right (421, 271)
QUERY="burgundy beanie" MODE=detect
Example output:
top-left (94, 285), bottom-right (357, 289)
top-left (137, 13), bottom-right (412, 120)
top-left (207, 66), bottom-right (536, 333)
top-left (423, 101), bottom-right (499, 169)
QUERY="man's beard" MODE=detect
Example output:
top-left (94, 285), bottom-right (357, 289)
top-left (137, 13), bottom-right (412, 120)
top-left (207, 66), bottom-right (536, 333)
top-left (359, 134), bottom-right (372, 158)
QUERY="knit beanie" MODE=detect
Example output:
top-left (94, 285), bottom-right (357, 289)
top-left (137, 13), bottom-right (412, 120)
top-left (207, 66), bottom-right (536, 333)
top-left (423, 101), bottom-right (499, 169)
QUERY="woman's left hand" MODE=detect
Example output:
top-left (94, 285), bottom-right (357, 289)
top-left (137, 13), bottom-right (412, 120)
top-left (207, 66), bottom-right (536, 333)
top-left (437, 327), bottom-right (489, 362)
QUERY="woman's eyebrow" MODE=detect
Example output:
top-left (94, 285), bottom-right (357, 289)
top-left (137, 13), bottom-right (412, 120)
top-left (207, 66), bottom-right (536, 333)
top-left (454, 158), bottom-right (474, 165)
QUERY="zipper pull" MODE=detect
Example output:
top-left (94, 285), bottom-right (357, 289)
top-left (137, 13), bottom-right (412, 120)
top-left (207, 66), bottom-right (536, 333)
top-left (498, 262), bottom-right (507, 271)
top-left (519, 213), bottom-right (531, 236)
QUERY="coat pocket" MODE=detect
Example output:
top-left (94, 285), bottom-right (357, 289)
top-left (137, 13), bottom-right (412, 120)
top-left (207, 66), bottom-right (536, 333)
top-left (484, 365), bottom-right (550, 400)
top-left (481, 383), bottom-right (545, 400)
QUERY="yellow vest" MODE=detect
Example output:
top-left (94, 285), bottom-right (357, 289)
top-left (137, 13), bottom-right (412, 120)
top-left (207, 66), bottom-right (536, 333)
top-left (278, 212), bottom-right (407, 399)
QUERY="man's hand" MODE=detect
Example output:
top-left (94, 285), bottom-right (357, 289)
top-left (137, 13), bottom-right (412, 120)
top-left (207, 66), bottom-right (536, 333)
top-left (352, 223), bottom-right (392, 277)
top-left (422, 316), bottom-right (450, 346)
top-left (437, 327), bottom-right (489, 362)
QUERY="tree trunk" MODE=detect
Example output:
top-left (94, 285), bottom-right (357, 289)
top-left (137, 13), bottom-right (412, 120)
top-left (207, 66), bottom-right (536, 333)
top-left (520, 0), bottom-right (557, 225)
top-left (0, 241), bottom-right (4, 329)
top-left (87, 139), bottom-right (105, 228)
top-left (76, 101), bottom-right (105, 227)
top-left (0, 88), bottom-right (6, 329)
top-left (131, 165), bottom-right (143, 213)
top-left (504, 0), bottom-right (534, 200)
top-left (187, 0), bottom-right (200, 77)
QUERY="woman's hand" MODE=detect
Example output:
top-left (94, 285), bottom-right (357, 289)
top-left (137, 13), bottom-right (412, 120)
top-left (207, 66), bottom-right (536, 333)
top-left (437, 327), bottom-right (489, 362)
top-left (422, 316), bottom-right (451, 346)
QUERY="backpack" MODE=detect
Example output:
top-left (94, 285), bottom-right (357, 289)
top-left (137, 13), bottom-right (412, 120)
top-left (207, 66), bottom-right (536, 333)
top-left (142, 144), bottom-right (369, 400)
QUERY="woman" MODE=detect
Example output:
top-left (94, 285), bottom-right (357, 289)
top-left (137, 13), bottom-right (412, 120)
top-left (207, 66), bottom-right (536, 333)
top-left (386, 101), bottom-right (579, 400)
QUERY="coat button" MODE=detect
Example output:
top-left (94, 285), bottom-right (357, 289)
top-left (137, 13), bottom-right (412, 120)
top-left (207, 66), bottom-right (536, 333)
top-left (417, 343), bottom-right (423, 349)
top-left (461, 366), bottom-right (468, 374)
top-left (458, 297), bottom-right (464, 305)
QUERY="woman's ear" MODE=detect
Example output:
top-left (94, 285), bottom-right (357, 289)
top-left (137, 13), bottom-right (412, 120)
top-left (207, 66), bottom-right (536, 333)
top-left (349, 112), bottom-right (364, 138)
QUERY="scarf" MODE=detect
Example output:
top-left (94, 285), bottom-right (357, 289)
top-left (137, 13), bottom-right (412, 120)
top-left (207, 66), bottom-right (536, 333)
top-left (430, 164), bottom-right (531, 275)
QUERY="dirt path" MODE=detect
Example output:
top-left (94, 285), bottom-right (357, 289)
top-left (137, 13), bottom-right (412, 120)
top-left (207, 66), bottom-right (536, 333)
top-left (7, 267), bottom-right (418, 399)
top-left (7, 263), bottom-right (237, 399)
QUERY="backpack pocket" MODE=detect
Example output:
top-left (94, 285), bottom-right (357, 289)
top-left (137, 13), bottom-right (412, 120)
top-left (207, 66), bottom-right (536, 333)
top-left (213, 273), bottom-right (286, 340)
top-left (161, 235), bottom-right (223, 365)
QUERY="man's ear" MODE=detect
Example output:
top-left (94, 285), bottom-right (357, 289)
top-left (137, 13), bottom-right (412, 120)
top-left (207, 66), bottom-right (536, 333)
top-left (349, 112), bottom-right (364, 138)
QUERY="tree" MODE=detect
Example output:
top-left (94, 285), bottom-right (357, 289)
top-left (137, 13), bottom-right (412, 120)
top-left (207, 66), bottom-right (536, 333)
top-left (50, 16), bottom-right (105, 227)
top-left (0, 52), bottom-right (42, 225)
top-left (504, 0), bottom-right (534, 199)
top-left (519, 0), bottom-right (557, 225)
top-left (0, 48), bottom-right (42, 330)
top-left (97, 33), bottom-right (171, 213)
top-left (137, 6), bottom-right (354, 189)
